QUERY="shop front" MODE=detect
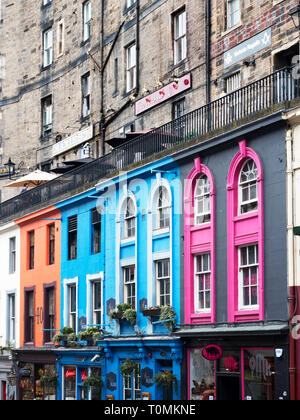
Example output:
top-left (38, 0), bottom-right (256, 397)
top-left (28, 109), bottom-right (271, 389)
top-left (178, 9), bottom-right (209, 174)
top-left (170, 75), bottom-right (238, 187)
top-left (179, 324), bottom-right (290, 400)
top-left (14, 348), bottom-right (58, 400)
top-left (55, 338), bottom-right (182, 401)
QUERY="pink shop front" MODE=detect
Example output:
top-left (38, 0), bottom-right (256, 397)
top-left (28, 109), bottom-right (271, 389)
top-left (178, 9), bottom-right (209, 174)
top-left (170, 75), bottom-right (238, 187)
top-left (181, 326), bottom-right (290, 401)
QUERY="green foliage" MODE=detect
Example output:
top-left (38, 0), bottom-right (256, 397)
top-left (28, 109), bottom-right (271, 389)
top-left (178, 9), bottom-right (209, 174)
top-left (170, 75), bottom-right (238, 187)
top-left (159, 305), bottom-right (177, 332)
top-left (122, 308), bottom-right (137, 325)
top-left (154, 370), bottom-right (178, 393)
top-left (61, 326), bottom-right (75, 335)
top-left (120, 359), bottom-right (139, 377)
top-left (83, 376), bottom-right (103, 388)
top-left (39, 372), bottom-right (58, 387)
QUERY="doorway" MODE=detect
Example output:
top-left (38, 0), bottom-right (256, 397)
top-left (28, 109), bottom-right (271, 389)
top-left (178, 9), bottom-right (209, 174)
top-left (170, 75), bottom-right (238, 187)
top-left (217, 375), bottom-right (240, 400)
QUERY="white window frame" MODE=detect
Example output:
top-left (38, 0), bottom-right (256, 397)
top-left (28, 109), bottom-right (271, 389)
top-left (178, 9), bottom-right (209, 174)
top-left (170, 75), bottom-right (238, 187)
top-left (173, 9), bottom-right (187, 65)
top-left (123, 362), bottom-right (141, 400)
top-left (43, 27), bottom-right (53, 67)
top-left (194, 253), bottom-right (211, 313)
top-left (123, 265), bottom-right (136, 309)
top-left (63, 278), bottom-right (78, 332)
top-left (42, 95), bottom-right (53, 137)
top-left (124, 197), bottom-right (136, 239)
top-left (238, 244), bottom-right (259, 310)
top-left (9, 237), bottom-right (16, 274)
top-left (86, 273), bottom-right (104, 328)
top-left (7, 293), bottom-right (16, 344)
top-left (156, 186), bottom-right (170, 230)
top-left (126, 43), bottom-right (136, 93)
top-left (83, 0), bottom-right (91, 41)
top-left (155, 259), bottom-right (171, 307)
top-left (194, 175), bottom-right (211, 225)
top-left (238, 159), bottom-right (258, 215)
top-left (226, 0), bottom-right (240, 29)
top-left (82, 72), bottom-right (91, 118)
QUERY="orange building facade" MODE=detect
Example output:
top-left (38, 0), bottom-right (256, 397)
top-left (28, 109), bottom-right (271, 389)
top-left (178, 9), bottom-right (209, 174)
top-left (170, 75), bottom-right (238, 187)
top-left (16, 206), bottom-right (61, 347)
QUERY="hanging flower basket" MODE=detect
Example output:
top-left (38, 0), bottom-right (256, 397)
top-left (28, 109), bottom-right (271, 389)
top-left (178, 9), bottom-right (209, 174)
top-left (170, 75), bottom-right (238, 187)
top-left (120, 359), bottom-right (139, 377)
top-left (109, 304), bottom-right (136, 324)
top-left (83, 376), bottom-right (103, 388)
top-left (154, 370), bottom-right (178, 393)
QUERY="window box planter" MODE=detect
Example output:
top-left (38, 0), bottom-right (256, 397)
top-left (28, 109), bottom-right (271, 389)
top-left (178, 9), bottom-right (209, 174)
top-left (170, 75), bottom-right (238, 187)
top-left (142, 308), bottom-right (161, 317)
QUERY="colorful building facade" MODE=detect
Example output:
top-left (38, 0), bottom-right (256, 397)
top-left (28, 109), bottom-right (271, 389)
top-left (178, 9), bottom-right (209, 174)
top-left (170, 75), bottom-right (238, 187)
top-left (51, 157), bottom-right (183, 400)
top-left (176, 115), bottom-right (290, 400)
top-left (14, 206), bottom-right (61, 400)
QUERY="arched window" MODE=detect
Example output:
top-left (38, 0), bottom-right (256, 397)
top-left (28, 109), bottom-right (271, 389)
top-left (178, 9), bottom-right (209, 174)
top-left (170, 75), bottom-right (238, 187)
top-left (239, 159), bottom-right (258, 214)
top-left (184, 157), bottom-right (215, 325)
top-left (227, 141), bottom-right (264, 323)
top-left (156, 186), bottom-right (170, 229)
top-left (194, 175), bottom-right (211, 225)
top-left (124, 197), bottom-right (136, 239)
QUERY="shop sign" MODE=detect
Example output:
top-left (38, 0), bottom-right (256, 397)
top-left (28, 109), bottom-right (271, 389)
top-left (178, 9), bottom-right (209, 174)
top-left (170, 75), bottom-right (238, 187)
top-left (224, 356), bottom-right (239, 372)
top-left (202, 345), bottom-right (223, 361)
top-left (106, 372), bottom-right (117, 391)
top-left (19, 368), bottom-right (31, 377)
top-left (52, 125), bottom-right (93, 157)
top-left (135, 73), bottom-right (191, 116)
top-left (224, 28), bottom-right (272, 69)
top-left (141, 367), bottom-right (154, 388)
top-left (0, 166), bottom-right (9, 177)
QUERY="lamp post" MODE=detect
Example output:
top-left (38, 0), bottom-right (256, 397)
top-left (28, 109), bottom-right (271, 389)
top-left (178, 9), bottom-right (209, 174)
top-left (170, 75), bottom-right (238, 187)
top-left (4, 158), bottom-right (16, 179)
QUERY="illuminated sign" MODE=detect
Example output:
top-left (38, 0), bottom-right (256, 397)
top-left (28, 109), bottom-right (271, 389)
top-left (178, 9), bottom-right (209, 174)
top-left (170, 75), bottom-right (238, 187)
top-left (135, 73), bottom-right (191, 116)
top-left (202, 345), bottom-right (223, 361)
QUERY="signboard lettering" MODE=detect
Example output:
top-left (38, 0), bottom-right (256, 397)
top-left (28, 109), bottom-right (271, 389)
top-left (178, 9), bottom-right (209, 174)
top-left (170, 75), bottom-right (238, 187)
top-left (135, 73), bottom-right (191, 116)
top-left (202, 345), bottom-right (223, 361)
top-left (224, 28), bottom-right (271, 69)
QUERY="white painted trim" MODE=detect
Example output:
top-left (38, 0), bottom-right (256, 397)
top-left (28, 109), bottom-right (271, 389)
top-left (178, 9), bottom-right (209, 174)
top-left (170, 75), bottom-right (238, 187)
top-left (86, 272), bottom-right (104, 328)
top-left (63, 277), bottom-right (78, 332)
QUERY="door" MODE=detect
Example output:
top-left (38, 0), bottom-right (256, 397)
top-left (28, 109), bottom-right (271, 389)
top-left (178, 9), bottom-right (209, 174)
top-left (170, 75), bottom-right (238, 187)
top-left (217, 376), bottom-right (240, 400)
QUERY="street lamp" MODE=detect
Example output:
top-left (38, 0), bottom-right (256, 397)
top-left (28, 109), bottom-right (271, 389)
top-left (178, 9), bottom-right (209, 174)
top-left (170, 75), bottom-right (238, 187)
top-left (289, 2), bottom-right (300, 30)
top-left (4, 158), bottom-right (16, 179)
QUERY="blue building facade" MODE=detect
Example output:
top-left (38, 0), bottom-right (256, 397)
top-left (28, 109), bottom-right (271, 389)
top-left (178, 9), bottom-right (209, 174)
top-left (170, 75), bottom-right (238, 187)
top-left (54, 156), bottom-right (182, 400)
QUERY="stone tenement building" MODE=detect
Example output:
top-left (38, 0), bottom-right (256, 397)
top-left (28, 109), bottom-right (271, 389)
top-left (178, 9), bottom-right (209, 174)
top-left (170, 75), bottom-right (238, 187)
top-left (0, 0), bottom-right (299, 202)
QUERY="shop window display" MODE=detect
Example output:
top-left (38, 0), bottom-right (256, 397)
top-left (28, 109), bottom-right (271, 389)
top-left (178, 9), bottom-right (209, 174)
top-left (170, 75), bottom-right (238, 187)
top-left (189, 349), bottom-right (215, 400)
top-left (243, 349), bottom-right (275, 400)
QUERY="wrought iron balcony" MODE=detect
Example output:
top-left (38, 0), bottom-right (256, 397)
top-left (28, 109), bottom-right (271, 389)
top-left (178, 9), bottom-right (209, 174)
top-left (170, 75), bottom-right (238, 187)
top-left (0, 66), bottom-right (299, 222)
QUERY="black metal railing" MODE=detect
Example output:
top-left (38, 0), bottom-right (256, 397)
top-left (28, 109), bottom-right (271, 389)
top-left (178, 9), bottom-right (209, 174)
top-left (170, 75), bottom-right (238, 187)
top-left (0, 66), bottom-right (299, 222)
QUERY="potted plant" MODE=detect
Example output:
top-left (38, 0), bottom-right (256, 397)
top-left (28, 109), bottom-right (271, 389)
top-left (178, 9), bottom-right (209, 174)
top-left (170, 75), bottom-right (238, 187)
top-left (159, 305), bottom-right (177, 332)
top-left (154, 370), bottom-right (178, 393)
top-left (78, 327), bottom-right (102, 345)
top-left (142, 306), bottom-right (161, 317)
top-left (120, 359), bottom-right (139, 377)
top-left (52, 327), bottom-right (76, 347)
top-left (122, 308), bottom-right (137, 325)
top-left (109, 303), bottom-right (132, 321)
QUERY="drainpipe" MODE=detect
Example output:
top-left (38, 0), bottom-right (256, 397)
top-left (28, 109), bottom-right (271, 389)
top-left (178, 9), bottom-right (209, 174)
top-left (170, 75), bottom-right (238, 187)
top-left (135, 0), bottom-right (140, 97)
top-left (206, 0), bottom-right (211, 104)
top-left (100, 0), bottom-right (105, 156)
top-left (287, 127), bottom-right (297, 400)
top-left (206, 0), bottom-right (211, 132)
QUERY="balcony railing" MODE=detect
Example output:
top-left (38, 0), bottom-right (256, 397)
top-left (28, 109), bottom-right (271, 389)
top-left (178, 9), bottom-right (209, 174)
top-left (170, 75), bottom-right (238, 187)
top-left (0, 66), bottom-right (299, 222)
